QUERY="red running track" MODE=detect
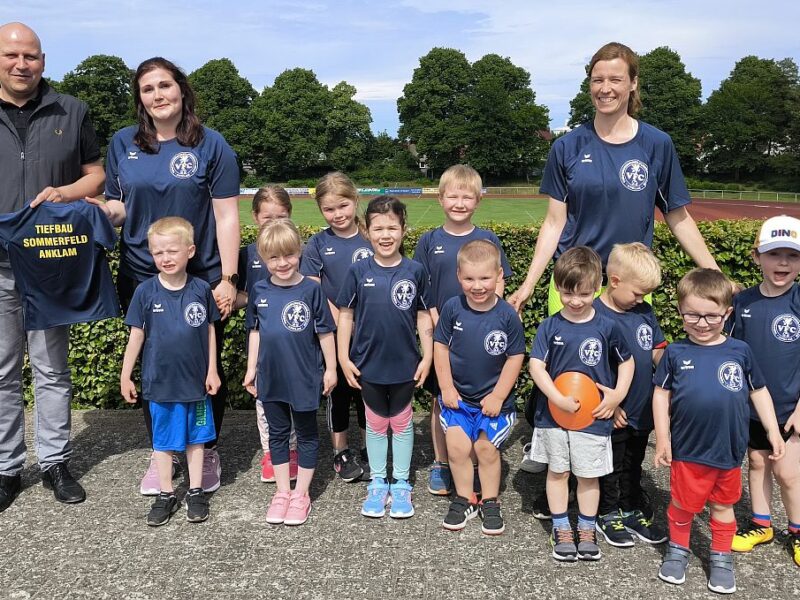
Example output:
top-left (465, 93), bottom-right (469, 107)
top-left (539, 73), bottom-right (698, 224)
top-left (661, 198), bottom-right (800, 221)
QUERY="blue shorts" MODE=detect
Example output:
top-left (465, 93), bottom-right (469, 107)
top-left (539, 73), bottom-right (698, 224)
top-left (438, 396), bottom-right (516, 448)
top-left (151, 397), bottom-right (216, 452)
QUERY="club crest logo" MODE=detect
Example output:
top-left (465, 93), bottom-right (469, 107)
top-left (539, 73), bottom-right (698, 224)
top-left (579, 337), bottom-right (602, 366)
top-left (169, 152), bottom-right (199, 179)
top-left (391, 279), bottom-right (416, 310)
top-left (184, 302), bottom-right (207, 327)
top-left (772, 313), bottom-right (800, 343)
top-left (718, 361), bottom-right (744, 392)
top-left (484, 330), bottom-right (508, 356)
top-left (352, 247), bottom-right (373, 262)
top-left (282, 301), bottom-right (310, 332)
top-left (619, 159), bottom-right (648, 192)
top-left (636, 324), bottom-right (653, 350)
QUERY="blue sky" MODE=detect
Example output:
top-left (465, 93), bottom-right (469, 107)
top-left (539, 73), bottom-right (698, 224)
top-left (3, 1), bottom-right (798, 135)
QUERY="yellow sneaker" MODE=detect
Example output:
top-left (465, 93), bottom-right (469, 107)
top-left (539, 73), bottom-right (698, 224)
top-left (785, 531), bottom-right (800, 567)
top-left (731, 522), bottom-right (773, 552)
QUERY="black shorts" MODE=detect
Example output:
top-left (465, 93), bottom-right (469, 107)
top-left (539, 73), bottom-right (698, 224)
top-left (748, 419), bottom-right (795, 451)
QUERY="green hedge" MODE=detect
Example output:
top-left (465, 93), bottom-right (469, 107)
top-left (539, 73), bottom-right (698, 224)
top-left (56, 219), bottom-right (763, 410)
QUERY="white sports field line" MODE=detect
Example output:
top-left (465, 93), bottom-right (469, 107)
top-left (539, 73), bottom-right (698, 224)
top-left (412, 204), bottom-right (433, 228)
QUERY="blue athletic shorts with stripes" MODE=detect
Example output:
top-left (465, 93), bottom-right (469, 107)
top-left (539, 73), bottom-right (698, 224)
top-left (151, 396), bottom-right (216, 452)
top-left (438, 396), bottom-right (516, 448)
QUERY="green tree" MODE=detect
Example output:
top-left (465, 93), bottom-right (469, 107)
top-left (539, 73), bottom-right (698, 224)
top-left (567, 77), bottom-right (593, 128)
top-left (465, 54), bottom-right (549, 180)
top-left (326, 81), bottom-right (374, 172)
top-left (59, 55), bottom-right (133, 148)
top-left (397, 48), bottom-right (472, 173)
top-left (702, 56), bottom-right (794, 180)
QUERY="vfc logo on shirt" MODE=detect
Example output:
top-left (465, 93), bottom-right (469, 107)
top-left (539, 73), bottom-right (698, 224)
top-left (772, 314), bottom-right (800, 343)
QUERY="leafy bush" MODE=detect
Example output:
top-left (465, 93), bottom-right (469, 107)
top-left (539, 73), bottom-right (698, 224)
top-left (61, 219), bottom-right (763, 409)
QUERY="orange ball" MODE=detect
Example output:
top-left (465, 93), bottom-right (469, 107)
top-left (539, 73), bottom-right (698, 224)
top-left (549, 371), bottom-right (602, 430)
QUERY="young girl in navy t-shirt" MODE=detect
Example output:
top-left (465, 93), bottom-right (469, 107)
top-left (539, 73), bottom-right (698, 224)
top-left (336, 196), bottom-right (434, 519)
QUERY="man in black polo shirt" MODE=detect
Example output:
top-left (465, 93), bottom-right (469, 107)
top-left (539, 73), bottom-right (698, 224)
top-left (0, 22), bottom-right (105, 511)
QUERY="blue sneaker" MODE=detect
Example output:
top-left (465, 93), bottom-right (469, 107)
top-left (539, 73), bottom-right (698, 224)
top-left (361, 478), bottom-right (390, 518)
top-left (389, 480), bottom-right (414, 518)
top-left (428, 461), bottom-right (453, 496)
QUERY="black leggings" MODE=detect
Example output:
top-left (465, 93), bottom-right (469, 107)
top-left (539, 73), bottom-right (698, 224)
top-left (118, 272), bottom-right (227, 448)
top-left (327, 364), bottom-right (366, 433)
top-left (360, 380), bottom-right (417, 418)
top-left (598, 426), bottom-right (652, 515)
top-left (263, 401), bottom-right (318, 469)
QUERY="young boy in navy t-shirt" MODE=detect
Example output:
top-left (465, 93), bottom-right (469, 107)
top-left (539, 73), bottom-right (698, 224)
top-left (413, 164), bottom-right (512, 495)
top-left (120, 217), bottom-right (221, 527)
top-left (435, 240), bottom-right (524, 535)
top-left (654, 268), bottom-right (785, 593)
top-left (529, 246), bottom-right (634, 562)
top-left (595, 243), bottom-right (668, 547)
top-left (727, 215), bottom-right (800, 566)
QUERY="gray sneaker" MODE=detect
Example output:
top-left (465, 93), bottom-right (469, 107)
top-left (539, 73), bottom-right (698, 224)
top-left (658, 543), bottom-right (691, 585)
top-left (707, 551), bottom-right (736, 594)
top-left (550, 526), bottom-right (578, 562)
top-left (577, 526), bottom-right (602, 560)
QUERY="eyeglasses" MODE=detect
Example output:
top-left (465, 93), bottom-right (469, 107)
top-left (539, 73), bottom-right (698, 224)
top-left (680, 312), bottom-right (725, 325)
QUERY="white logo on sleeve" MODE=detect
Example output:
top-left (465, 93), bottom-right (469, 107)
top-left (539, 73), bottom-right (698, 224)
top-left (184, 302), bottom-right (207, 327)
top-left (718, 361), bottom-right (744, 392)
top-left (352, 247), bottom-right (373, 262)
top-left (484, 330), bottom-right (508, 356)
top-left (772, 314), bottom-right (800, 343)
top-left (579, 338), bottom-right (603, 366)
top-left (169, 152), bottom-right (199, 179)
top-left (282, 301), bottom-right (310, 332)
top-left (619, 159), bottom-right (649, 191)
top-left (391, 279), bottom-right (416, 310)
top-left (636, 324), bottom-right (653, 350)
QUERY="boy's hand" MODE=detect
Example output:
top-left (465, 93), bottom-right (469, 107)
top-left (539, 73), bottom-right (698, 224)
top-left (242, 368), bottom-right (257, 397)
top-left (551, 393), bottom-right (580, 414)
top-left (341, 360), bottom-right (362, 390)
top-left (120, 378), bottom-right (138, 404)
top-left (481, 393), bottom-right (503, 417)
top-left (768, 429), bottom-right (787, 461)
top-left (206, 371), bottom-right (221, 395)
top-left (413, 359), bottom-right (431, 389)
top-left (441, 387), bottom-right (460, 410)
top-left (784, 407), bottom-right (800, 436)
top-left (592, 383), bottom-right (623, 420)
top-left (613, 406), bottom-right (628, 429)
top-left (322, 368), bottom-right (337, 396)
top-left (654, 441), bottom-right (672, 467)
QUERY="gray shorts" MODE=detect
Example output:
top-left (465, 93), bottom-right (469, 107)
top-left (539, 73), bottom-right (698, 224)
top-left (529, 427), bottom-right (613, 478)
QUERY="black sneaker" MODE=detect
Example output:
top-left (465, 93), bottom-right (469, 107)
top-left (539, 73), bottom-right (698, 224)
top-left (442, 495), bottom-right (478, 531)
top-left (333, 449), bottom-right (363, 483)
top-left (577, 526), bottom-right (602, 561)
top-left (532, 493), bottom-right (552, 520)
top-left (550, 526), bottom-right (577, 562)
top-left (623, 509), bottom-right (668, 544)
top-left (147, 492), bottom-right (178, 527)
top-left (358, 447), bottom-right (372, 481)
top-left (480, 498), bottom-right (505, 535)
top-left (185, 487), bottom-right (209, 523)
top-left (596, 511), bottom-right (635, 547)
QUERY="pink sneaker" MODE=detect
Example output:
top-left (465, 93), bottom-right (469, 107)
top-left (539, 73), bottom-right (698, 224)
top-left (261, 452), bottom-right (275, 483)
top-left (202, 448), bottom-right (222, 492)
top-left (289, 449), bottom-right (298, 482)
top-left (284, 491), bottom-right (312, 526)
top-left (139, 454), bottom-right (160, 496)
top-left (266, 491), bottom-right (292, 524)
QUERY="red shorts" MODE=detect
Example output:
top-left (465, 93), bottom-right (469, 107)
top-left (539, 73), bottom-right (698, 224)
top-left (670, 460), bottom-right (742, 513)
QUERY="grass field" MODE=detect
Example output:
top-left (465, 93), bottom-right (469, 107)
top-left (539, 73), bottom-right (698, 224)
top-left (239, 196), bottom-right (549, 229)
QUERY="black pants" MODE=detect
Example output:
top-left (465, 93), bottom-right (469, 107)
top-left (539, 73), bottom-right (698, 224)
top-left (598, 426), bottom-right (652, 516)
top-left (263, 401), bottom-right (318, 469)
top-left (118, 272), bottom-right (227, 448)
top-left (360, 380), bottom-right (417, 417)
top-left (327, 364), bottom-right (366, 433)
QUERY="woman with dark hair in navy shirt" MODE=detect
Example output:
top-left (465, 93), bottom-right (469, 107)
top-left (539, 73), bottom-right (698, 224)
top-left (508, 41), bottom-right (718, 315)
top-left (98, 57), bottom-right (240, 496)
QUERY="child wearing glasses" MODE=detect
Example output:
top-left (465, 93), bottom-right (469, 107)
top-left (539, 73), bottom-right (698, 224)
top-left (652, 268), bottom-right (785, 594)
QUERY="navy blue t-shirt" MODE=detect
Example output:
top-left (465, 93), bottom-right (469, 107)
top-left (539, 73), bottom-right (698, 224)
top-left (653, 337), bottom-right (766, 470)
top-left (300, 228), bottom-right (373, 303)
top-left (104, 126), bottom-right (240, 283)
top-left (593, 298), bottom-right (666, 431)
top-left (237, 242), bottom-right (268, 298)
top-left (0, 200), bottom-right (120, 330)
top-left (413, 226), bottom-right (512, 312)
top-left (434, 295), bottom-right (525, 412)
top-left (540, 121), bottom-right (690, 266)
top-left (727, 284), bottom-right (800, 423)
top-left (530, 311), bottom-right (632, 436)
top-left (125, 275), bottom-right (221, 403)
top-left (336, 256), bottom-right (432, 384)
top-left (247, 277), bottom-right (334, 411)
